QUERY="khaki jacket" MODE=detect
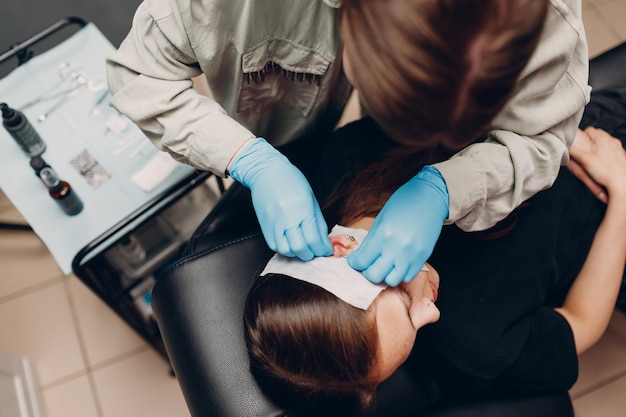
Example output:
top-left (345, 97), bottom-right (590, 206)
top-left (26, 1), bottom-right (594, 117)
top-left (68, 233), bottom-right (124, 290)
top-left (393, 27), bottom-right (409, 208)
top-left (107, 0), bottom-right (589, 231)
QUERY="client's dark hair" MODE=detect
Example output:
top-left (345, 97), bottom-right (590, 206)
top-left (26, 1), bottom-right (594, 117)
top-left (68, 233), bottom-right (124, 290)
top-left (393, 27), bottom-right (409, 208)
top-left (244, 274), bottom-right (379, 415)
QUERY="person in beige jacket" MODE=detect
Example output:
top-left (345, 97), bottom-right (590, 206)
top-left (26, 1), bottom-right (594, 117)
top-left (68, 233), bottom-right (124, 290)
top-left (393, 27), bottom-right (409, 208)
top-left (107, 0), bottom-right (590, 286)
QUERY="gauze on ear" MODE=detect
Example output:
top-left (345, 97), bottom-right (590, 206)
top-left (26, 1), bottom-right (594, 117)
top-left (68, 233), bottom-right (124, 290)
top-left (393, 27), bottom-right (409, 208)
top-left (261, 225), bottom-right (385, 309)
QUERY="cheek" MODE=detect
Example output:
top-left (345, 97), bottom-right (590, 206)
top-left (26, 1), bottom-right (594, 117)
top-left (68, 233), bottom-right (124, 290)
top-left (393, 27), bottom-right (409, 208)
top-left (394, 326), bottom-right (418, 368)
top-left (375, 293), bottom-right (418, 355)
top-left (375, 317), bottom-right (417, 380)
top-left (400, 327), bottom-right (418, 352)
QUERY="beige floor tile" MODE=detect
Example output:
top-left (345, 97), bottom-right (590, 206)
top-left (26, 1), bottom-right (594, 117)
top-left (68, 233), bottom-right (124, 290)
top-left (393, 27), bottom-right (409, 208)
top-left (571, 311), bottom-right (626, 398)
top-left (0, 282), bottom-right (85, 386)
top-left (92, 349), bottom-right (190, 417)
top-left (0, 229), bottom-right (62, 299)
top-left (574, 374), bottom-right (626, 417)
top-left (596, 0), bottom-right (626, 40)
top-left (589, 0), bottom-right (625, 7)
top-left (0, 189), bottom-right (12, 212)
top-left (583, 7), bottom-right (623, 58)
top-left (0, 204), bottom-right (28, 224)
top-left (42, 374), bottom-right (99, 417)
top-left (67, 276), bottom-right (145, 367)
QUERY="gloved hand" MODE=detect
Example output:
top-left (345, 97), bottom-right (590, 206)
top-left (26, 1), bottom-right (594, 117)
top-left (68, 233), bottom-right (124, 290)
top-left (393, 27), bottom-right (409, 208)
top-left (229, 138), bottom-right (332, 260)
top-left (347, 166), bottom-right (449, 286)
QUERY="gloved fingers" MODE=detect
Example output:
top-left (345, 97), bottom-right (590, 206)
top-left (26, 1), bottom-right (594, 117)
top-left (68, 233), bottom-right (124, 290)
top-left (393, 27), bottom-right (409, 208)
top-left (274, 227), bottom-right (296, 258)
top-left (383, 256), bottom-right (410, 287)
top-left (300, 218), bottom-right (332, 258)
top-left (284, 227), bottom-right (315, 261)
top-left (359, 254), bottom-right (394, 284)
top-left (315, 204), bottom-right (330, 242)
top-left (346, 232), bottom-right (381, 272)
top-left (314, 203), bottom-right (332, 255)
top-left (259, 220), bottom-right (280, 254)
top-left (402, 258), bottom-right (427, 283)
top-left (408, 269), bottom-right (428, 300)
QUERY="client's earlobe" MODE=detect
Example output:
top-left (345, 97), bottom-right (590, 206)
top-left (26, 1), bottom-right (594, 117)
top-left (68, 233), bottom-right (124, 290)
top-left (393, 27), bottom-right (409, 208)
top-left (331, 236), bottom-right (357, 257)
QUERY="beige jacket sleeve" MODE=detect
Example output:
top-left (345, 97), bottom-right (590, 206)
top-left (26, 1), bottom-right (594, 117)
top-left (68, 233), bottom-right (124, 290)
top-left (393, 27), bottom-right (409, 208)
top-left (433, 0), bottom-right (591, 231)
top-left (106, 1), bottom-right (254, 176)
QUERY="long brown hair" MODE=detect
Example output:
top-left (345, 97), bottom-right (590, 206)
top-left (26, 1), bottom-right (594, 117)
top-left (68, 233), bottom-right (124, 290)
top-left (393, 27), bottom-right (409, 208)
top-left (340, 0), bottom-right (549, 149)
top-left (244, 274), bottom-right (379, 415)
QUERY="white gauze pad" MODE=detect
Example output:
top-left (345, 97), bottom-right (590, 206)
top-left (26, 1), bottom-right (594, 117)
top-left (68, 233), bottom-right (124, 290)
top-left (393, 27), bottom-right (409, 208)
top-left (260, 225), bottom-right (386, 309)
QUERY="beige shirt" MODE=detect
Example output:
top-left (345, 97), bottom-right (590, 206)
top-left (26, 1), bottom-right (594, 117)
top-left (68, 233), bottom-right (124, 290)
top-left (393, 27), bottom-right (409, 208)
top-left (106, 0), bottom-right (349, 176)
top-left (106, 0), bottom-right (590, 232)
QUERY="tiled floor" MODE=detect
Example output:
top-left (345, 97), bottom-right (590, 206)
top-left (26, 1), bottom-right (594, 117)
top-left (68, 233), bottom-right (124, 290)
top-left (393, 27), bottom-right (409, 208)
top-left (1, 1), bottom-right (626, 416)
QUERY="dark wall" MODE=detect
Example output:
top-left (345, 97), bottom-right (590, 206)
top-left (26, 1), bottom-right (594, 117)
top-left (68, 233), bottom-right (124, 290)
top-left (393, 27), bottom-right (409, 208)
top-left (0, 0), bottom-right (142, 76)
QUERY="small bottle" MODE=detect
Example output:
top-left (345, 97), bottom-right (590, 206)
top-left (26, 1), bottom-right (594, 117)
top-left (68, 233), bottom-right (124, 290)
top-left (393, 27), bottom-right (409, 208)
top-left (39, 167), bottom-right (84, 216)
top-left (118, 235), bottom-right (147, 266)
top-left (1, 102), bottom-right (46, 157)
top-left (29, 155), bottom-right (51, 180)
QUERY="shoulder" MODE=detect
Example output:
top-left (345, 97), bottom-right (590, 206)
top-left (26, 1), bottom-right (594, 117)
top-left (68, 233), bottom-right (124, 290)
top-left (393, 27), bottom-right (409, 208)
top-left (548, 0), bottom-right (584, 32)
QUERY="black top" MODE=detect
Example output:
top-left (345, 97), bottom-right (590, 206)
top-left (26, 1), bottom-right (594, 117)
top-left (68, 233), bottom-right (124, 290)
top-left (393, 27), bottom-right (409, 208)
top-left (312, 87), bottom-right (626, 406)
top-left (420, 165), bottom-right (601, 396)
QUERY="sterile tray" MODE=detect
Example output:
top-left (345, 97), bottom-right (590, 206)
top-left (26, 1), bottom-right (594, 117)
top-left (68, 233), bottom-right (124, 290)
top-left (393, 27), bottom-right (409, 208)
top-left (0, 19), bottom-right (207, 274)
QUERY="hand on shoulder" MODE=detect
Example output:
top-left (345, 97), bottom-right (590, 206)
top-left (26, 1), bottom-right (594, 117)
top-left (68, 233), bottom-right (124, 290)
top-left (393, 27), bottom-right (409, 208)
top-left (569, 127), bottom-right (626, 201)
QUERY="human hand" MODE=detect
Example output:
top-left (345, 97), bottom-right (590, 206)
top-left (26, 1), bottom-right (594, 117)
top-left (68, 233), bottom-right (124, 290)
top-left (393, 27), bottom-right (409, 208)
top-left (347, 166), bottom-right (449, 286)
top-left (569, 127), bottom-right (626, 197)
top-left (568, 129), bottom-right (608, 204)
top-left (229, 138), bottom-right (332, 260)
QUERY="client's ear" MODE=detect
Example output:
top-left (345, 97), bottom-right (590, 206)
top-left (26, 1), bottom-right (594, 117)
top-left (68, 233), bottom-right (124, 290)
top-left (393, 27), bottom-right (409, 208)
top-left (331, 236), bottom-right (357, 257)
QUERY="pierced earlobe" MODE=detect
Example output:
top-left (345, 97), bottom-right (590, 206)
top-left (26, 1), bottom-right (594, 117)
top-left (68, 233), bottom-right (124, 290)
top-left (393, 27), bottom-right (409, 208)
top-left (330, 235), bottom-right (359, 257)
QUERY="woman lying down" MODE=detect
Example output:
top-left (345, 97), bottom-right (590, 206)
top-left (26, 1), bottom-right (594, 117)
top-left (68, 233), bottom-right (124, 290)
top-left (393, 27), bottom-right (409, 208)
top-left (243, 89), bottom-right (626, 416)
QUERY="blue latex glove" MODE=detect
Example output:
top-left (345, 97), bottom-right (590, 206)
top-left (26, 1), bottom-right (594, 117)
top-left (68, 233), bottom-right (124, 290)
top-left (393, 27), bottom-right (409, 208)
top-left (229, 138), bottom-right (332, 260)
top-left (347, 166), bottom-right (449, 286)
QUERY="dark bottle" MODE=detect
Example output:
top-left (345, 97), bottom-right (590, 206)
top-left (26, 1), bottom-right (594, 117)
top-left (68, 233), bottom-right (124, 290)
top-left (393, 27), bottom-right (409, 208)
top-left (29, 155), bottom-right (51, 179)
top-left (39, 167), bottom-right (84, 216)
top-left (1, 102), bottom-right (46, 157)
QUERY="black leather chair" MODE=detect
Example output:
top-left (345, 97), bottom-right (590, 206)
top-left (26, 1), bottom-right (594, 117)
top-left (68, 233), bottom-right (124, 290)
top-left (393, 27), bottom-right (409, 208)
top-left (588, 42), bottom-right (626, 91)
top-left (151, 42), bottom-right (626, 417)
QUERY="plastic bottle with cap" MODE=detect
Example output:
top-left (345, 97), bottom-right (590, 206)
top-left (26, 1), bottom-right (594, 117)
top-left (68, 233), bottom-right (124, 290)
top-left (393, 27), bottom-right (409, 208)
top-left (1, 102), bottom-right (46, 156)
top-left (39, 167), bottom-right (84, 216)
top-left (29, 155), bottom-right (51, 181)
